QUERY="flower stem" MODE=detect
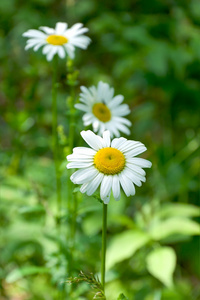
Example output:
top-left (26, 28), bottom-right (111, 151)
top-left (101, 203), bottom-right (107, 291)
top-left (52, 55), bottom-right (61, 231)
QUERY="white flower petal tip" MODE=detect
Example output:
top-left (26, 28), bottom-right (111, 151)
top-left (22, 22), bottom-right (90, 60)
top-left (66, 131), bottom-right (151, 203)
top-left (75, 81), bottom-right (132, 138)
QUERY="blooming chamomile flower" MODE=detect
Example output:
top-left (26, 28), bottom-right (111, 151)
top-left (23, 22), bottom-right (91, 61)
top-left (67, 130), bottom-right (152, 204)
top-left (75, 81), bottom-right (132, 138)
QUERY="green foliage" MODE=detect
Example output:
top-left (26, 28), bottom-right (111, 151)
top-left (106, 230), bottom-right (150, 269)
top-left (6, 266), bottom-right (49, 283)
top-left (117, 293), bottom-right (129, 300)
top-left (1, 0), bottom-right (200, 299)
top-left (68, 271), bottom-right (106, 299)
top-left (149, 217), bottom-right (200, 240)
top-left (146, 246), bottom-right (176, 288)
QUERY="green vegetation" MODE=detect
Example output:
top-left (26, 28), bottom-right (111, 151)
top-left (0, 0), bottom-right (200, 299)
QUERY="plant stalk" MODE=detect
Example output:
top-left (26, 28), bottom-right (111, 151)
top-left (101, 203), bottom-right (107, 290)
top-left (52, 55), bottom-right (61, 231)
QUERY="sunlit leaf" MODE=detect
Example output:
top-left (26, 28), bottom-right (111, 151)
top-left (6, 266), bottom-right (49, 283)
top-left (19, 205), bottom-right (45, 215)
top-left (158, 203), bottom-right (200, 218)
top-left (149, 217), bottom-right (200, 240)
top-left (106, 230), bottom-right (150, 269)
top-left (117, 293), bottom-right (129, 300)
top-left (146, 246), bottom-right (176, 287)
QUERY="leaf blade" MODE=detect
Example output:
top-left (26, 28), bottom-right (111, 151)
top-left (146, 246), bottom-right (176, 288)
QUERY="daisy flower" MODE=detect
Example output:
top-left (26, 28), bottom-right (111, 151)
top-left (23, 22), bottom-right (91, 61)
top-left (67, 130), bottom-right (152, 204)
top-left (75, 81), bottom-right (131, 138)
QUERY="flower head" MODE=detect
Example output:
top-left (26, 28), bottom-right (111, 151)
top-left (67, 130), bottom-right (152, 204)
top-left (23, 22), bottom-right (91, 61)
top-left (75, 81), bottom-right (131, 138)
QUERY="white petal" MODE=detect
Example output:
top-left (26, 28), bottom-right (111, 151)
top-left (112, 175), bottom-right (121, 201)
top-left (80, 182), bottom-right (89, 193)
top-left (97, 82), bottom-right (110, 102)
top-left (115, 123), bottom-right (131, 135)
top-left (107, 95), bottom-right (124, 108)
top-left (118, 140), bottom-right (141, 152)
top-left (112, 116), bottom-right (132, 126)
top-left (105, 122), bottom-right (120, 138)
top-left (70, 36), bottom-right (91, 49)
top-left (55, 22), bottom-right (68, 34)
top-left (82, 113), bottom-right (95, 126)
top-left (67, 161), bottom-right (93, 169)
top-left (103, 130), bottom-right (111, 147)
top-left (98, 123), bottom-right (106, 136)
top-left (130, 158), bottom-right (152, 168)
top-left (33, 42), bottom-right (46, 51)
top-left (100, 176), bottom-right (112, 200)
top-left (58, 46), bottom-right (66, 58)
top-left (67, 155), bottom-right (93, 162)
top-left (81, 130), bottom-right (104, 150)
top-left (122, 168), bottom-right (142, 187)
top-left (119, 173), bottom-right (135, 197)
top-left (86, 173), bottom-right (104, 196)
top-left (111, 137), bottom-right (127, 149)
top-left (125, 163), bottom-right (146, 176)
top-left (64, 43), bottom-right (75, 58)
top-left (70, 167), bottom-right (98, 184)
top-left (39, 26), bottom-right (55, 34)
top-left (92, 120), bottom-right (100, 132)
top-left (68, 23), bottom-right (84, 32)
top-left (126, 165), bottom-right (146, 182)
top-left (103, 195), bottom-right (111, 204)
top-left (46, 47), bottom-right (58, 61)
top-left (72, 147), bottom-right (96, 156)
top-left (75, 103), bottom-right (89, 112)
top-left (25, 41), bottom-right (42, 50)
top-left (112, 104), bottom-right (130, 116)
top-left (42, 44), bottom-right (52, 54)
top-left (125, 146), bottom-right (147, 157)
top-left (23, 29), bottom-right (46, 38)
top-left (80, 85), bottom-right (92, 96)
top-left (66, 23), bottom-right (89, 39)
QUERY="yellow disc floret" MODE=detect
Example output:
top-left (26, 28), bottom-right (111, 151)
top-left (94, 147), bottom-right (125, 175)
top-left (46, 35), bottom-right (68, 45)
top-left (92, 103), bottom-right (111, 122)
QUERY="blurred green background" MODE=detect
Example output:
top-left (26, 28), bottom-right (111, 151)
top-left (0, 0), bottom-right (200, 299)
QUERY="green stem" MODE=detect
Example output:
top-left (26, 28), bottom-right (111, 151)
top-left (67, 65), bottom-right (78, 268)
top-left (101, 203), bottom-right (107, 290)
top-left (52, 55), bottom-right (61, 231)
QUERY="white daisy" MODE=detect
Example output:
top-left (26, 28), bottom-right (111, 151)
top-left (75, 81), bottom-right (132, 138)
top-left (67, 130), bottom-right (152, 204)
top-left (23, 22), bottom-right (91, 61)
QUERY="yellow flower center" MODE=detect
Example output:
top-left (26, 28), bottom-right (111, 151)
top-left (94, 147), bottom-right (125, 175)
top-left (46, 35), bottom-right (68, 45)
top-left (92, 103), bottom-right (111, 122)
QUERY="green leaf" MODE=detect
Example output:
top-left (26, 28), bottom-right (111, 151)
top-left (18, 205), bottom-right (45, 215)
top-left (146, 42), bottom-right (169, 76)
top-left (158, 203), bottom-right (200, 218)
top-left (106, 230), bottom-right (150, 269)
top-left (117, 293), bottom-right (129, 300)
top-left (146, 246), bottom-right (176, 288)
top-left (6, 266), bottom-right (49, 283)
top-left (149, 217), bottom-right (200, 240)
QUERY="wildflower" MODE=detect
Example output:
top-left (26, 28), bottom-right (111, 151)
top-left (67, 130), bottom-right (152, 204)
top-left (75, 81), bottom-right (131, 138)
top-left (23, 22), bottom-right (91, 61)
